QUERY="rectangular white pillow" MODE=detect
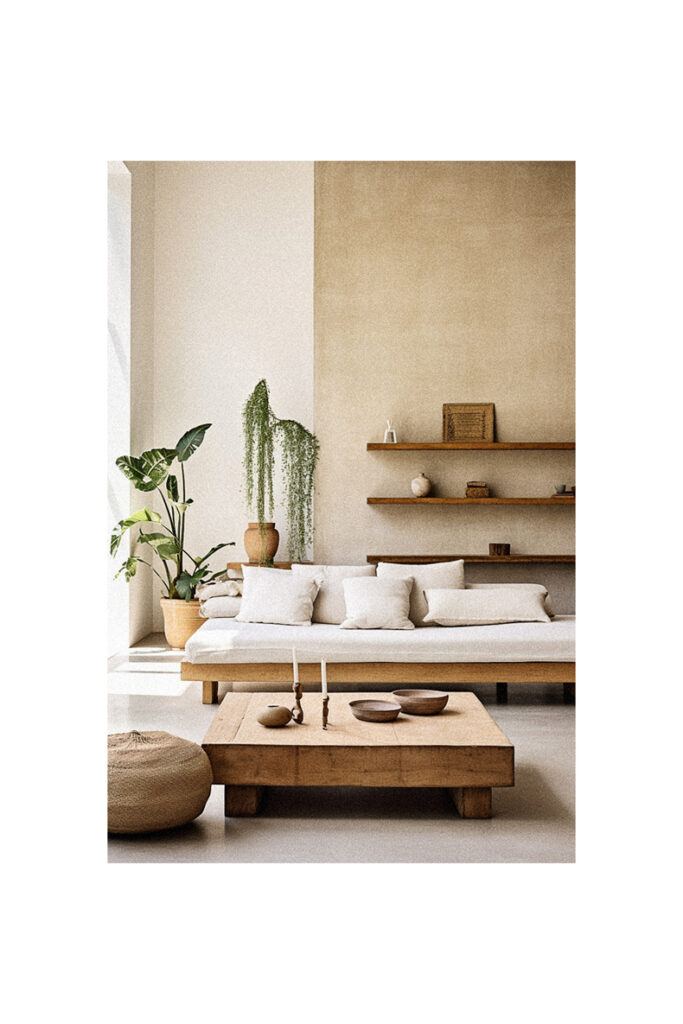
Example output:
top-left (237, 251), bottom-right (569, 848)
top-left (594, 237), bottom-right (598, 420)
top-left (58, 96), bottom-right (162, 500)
top-left (340, 576), bottom-right (414, 630)
top-left (236, 568), bottom-right (321, 626)
top-left (423, 587), bottom-right (551, 626)
top-left (377, 560), bottom-right (465, 626)
top-left (466, 582), bottom-right (555, 618)
top-left (291, 563), bottom-right (376, 624)
top-left (199, 596), bottom-right (242, 619)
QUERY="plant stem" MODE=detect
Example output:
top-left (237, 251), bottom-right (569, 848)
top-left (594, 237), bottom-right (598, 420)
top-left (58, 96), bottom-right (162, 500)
top-left (137, 558), bottom-right (171, 595)
top-left (180, 465), bottom-right (187, 575)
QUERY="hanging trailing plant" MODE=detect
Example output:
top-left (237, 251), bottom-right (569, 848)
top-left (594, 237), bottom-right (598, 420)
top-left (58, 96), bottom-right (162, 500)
top-left (242, 379), bottom-right (275, 529)
top-left (242, 379), bottom-right (319, 563)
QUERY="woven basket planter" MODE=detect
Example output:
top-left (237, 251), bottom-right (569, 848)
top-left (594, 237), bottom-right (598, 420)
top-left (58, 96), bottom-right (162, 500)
top-left (108, 730), bottom-right (213, 834)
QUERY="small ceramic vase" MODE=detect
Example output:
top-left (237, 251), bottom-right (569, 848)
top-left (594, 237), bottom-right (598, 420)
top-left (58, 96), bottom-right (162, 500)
top-left (411, 473), bottom-right (432, 497)
top-left (257, 705), bottom-right (293, 728)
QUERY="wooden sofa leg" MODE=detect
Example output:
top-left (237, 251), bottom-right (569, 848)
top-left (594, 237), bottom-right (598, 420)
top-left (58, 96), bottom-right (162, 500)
top-left (202, 681), bottom-right (218, 705)
top-left (563, 683), bottom-right (575, 704)
top-left (496, 683), bottom-right (508, 704)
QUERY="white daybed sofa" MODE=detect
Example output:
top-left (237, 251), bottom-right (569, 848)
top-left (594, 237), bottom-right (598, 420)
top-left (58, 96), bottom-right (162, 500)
top-left (181, 615), bottom-right (576, 705)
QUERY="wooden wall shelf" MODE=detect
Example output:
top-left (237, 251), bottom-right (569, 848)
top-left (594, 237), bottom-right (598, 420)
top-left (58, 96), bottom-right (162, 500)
top-left (367, 497), bottom-right (575, 505)
top-left (366, 554), bottom-right (575, 564)
top-left (367, 442), bottom-right (575, 451)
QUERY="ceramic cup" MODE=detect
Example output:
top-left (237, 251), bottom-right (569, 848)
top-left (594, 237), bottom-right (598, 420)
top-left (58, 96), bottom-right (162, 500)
top-left (554, 484), bottom-right (566, 494)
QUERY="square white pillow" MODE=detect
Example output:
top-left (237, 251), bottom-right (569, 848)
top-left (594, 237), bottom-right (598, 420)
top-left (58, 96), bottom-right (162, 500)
top-left (466, 582), bottom-right (556, 617)
top-left (241, 564), bottom-right (291, 581)
top-left (236, 568), bottom-right (321, 626)
top-left (377, 560), bottom-right (465, 626)
top-left (340, 576), bottom-right (414, 630)
top-left (291, 563), bottom-right (376, 624)
top-left (423, 587), bottom-right (550, 626)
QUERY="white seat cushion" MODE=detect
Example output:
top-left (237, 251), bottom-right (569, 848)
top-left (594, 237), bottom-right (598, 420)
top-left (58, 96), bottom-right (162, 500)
top-left (184, 616), bottom-right (576, 664)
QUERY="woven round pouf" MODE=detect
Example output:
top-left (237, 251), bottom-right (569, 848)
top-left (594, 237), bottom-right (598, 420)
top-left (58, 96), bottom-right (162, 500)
top-left (108, 730), bottom-right (213, 834)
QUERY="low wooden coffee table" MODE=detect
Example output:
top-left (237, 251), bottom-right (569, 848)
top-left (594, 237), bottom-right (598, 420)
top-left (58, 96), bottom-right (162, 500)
top-left (202, 691), bottom-right (514, 819)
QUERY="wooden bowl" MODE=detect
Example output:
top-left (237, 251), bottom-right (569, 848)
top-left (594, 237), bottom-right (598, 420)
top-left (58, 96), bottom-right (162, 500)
top-left (349, 699), bottom-right (401, 723)
top-left (391, 689), bottom-right (450, 715)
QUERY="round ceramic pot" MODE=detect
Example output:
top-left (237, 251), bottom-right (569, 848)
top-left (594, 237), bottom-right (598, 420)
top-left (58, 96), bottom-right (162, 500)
top-left (411, 473), bottom-right (432, 497)
top-left (257, 705), bottom-right (293, 728)
top-left (243, 522), bottom-right (279, 563)
top-left (160, 598), bottom-right (203, 650)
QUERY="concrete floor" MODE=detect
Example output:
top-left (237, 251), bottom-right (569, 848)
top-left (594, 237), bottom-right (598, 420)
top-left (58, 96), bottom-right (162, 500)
top-left (108, 636), bottom-right (575, 864)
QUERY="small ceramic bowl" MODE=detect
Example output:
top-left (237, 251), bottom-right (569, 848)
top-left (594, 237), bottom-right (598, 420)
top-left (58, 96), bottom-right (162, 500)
top-left (349, 699), bottom-right (401, 723)
top-left (392, 689), bottom-right (450, 715)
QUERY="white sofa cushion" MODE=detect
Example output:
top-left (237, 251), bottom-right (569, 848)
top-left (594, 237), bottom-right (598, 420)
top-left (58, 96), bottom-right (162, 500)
top-left (185, 615), bottom-right (576, 664)
top-left (424, 587), bottom-right (551, 627)
top-left (377, 560), bottom-right (465, 625)
top-left (236, 567), bottom-right (321, 627)
top-left (340, 576), bottom-right (414, 630)
top-left (291, 563), bottom-right (376, 624)
top-left (466, 582), bottom-right (556, 617)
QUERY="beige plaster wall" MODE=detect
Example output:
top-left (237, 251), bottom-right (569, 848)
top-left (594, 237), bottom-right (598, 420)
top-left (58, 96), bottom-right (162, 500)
top-left (151, 161), bottom-right (314, 629)
top-left (314, 161), bottom-right (575, 611)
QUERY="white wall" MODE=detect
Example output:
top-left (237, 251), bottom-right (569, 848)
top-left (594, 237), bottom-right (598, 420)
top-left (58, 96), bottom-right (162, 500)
top-left (150, 161), bottom-right (315, 629)
top-left (126, 161), bottom-right (156, 643)
top-left (107, 162), bottom-right (131, 656)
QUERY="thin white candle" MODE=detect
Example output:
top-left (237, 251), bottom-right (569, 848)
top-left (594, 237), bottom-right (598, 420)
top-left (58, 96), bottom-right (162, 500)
top-left (292, 647), bottom-right (299, 686)
top-left (321, 658), bottom-right (327, 698)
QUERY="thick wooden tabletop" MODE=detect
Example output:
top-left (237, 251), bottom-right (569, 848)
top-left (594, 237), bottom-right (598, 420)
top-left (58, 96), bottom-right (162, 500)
top-left (202, 692), bottom-right (514, 789)
top-left (202, 691), bottom-right (509, 747)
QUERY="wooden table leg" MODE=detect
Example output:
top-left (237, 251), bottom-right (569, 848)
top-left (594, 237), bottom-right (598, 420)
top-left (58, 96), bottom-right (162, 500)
top-left (202, 680), bottom-right (218, 704)
top-left (224, 785), bottom-right (264, 817)
top-left (449, 787), bottom-right (492, 819)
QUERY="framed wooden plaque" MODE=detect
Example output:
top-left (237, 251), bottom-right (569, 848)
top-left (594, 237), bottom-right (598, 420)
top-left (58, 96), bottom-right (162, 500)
top-left (442, 403), bottom-right (495, 442)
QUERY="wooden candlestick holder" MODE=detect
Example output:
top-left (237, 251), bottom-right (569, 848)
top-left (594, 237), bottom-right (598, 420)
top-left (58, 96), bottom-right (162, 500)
top-left (291, 682), bottom-right (304, 724)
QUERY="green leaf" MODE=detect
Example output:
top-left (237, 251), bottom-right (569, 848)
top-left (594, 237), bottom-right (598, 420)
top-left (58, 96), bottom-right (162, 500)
top-left (116, 448), bottom-right (177, 491)
top-left (170, 498), bottom-right (193, 515)
top-left (110, 508), bottom-right (162, 556)
top-left (175, 424), bottom-right (211, 463)
top-left (206, 568), bottom-right (230, 582)
top-left (175, 568), bottom-right (206, 601)
top-left (194, 541), bottom-right (235, 566)
top-left (166, 474), bottom-right (179, 502)
top-left (138, 531), bottom-right (181, 560)
top-left (114, 556), bottom-right (142, 582)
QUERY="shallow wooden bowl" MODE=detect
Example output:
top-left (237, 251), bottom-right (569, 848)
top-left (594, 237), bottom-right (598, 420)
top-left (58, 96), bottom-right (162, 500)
top-left (349, 699), bottom-right (401, 723)
top-left (391, 689), bottom-right (450, 715)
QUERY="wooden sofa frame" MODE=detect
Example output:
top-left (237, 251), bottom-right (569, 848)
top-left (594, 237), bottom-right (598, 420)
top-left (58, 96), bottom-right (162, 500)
top-left (180, 659), bottom-right (576, 705)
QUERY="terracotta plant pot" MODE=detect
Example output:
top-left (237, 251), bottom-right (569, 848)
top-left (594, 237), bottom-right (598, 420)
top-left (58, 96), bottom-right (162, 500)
top-left (160, 598), bottom-right (203, 650)
top-left (243, 522), bottom-right (279, 564)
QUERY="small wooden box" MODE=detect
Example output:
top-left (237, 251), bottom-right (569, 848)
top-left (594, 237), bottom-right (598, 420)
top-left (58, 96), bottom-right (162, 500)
top-left (443, 403), bottom-right (495, 442)
top-left (466, 485), bottom-right (490, 498)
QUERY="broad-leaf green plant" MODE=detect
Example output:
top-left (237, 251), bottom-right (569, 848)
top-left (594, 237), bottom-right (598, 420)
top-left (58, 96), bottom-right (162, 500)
top-left (111, 423), bottom-right (234, 600)
top-left (242, 380), bottom-right (319, 563)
